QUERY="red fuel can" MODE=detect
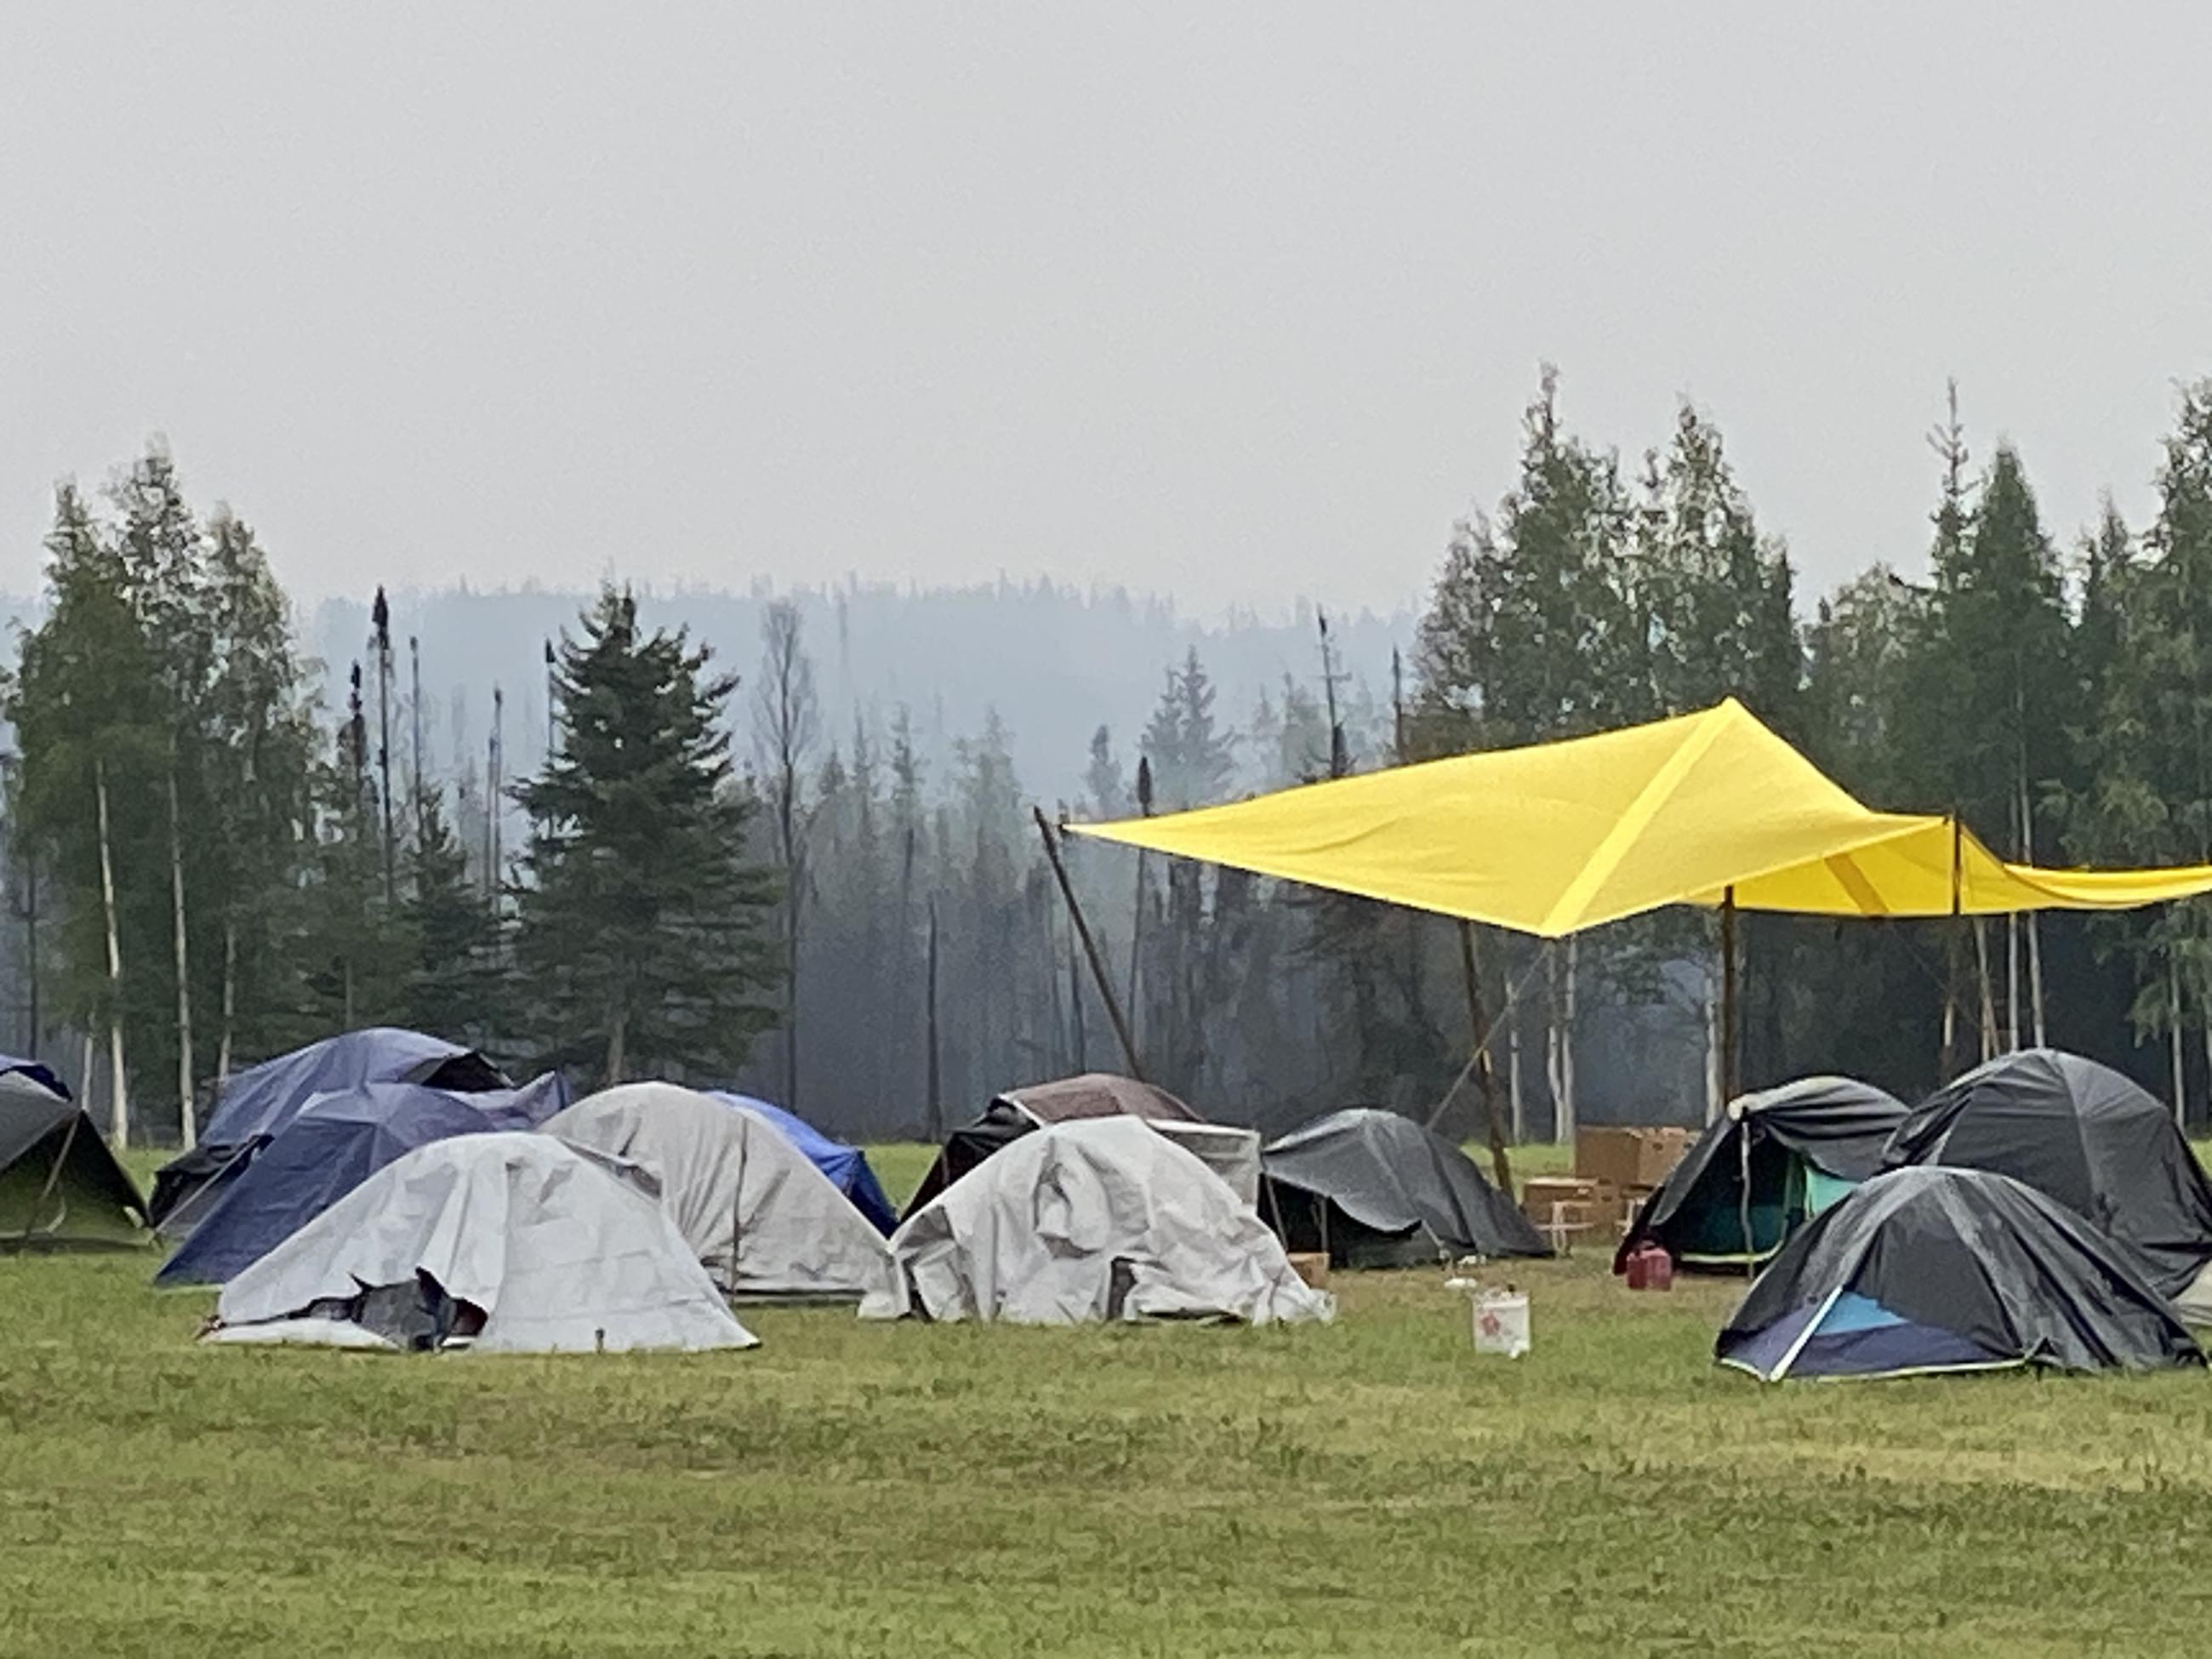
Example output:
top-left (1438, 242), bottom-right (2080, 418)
top-left (1625, 1244), bottom-right (1674, 1291)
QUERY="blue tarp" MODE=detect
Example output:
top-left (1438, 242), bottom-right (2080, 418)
top-left (709, 1092), bottom-right (898, 1234)
top-left (202, 1029), bottom-right (510, 1146)
top-left (156, 1080), bottom-right (564, 1286)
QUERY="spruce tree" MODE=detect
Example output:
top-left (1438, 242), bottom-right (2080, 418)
top-left (399, 783), bottom-right (500, 1042)
top-left (514, 587), bottom-right (776, 1086)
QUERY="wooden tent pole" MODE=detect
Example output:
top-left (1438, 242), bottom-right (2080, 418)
top-left (1720, 887), bottom-right (1739, 1106)
top-left (1034, 807), bottom-right (1146, 1081)
top-left (1457, 921), bottom-right (1515, 1194)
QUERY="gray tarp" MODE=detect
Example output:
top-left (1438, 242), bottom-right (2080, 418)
top-left (864, 1117), bottom-right (1335, 1325)
top-left (209, 1132), bottom-right (755, 1353)
top-left (545, 1083), bottom-right (898, 1302)
top-left (1262, 1108), bottom-right (1549, 1264)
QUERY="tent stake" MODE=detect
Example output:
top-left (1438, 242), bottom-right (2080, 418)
top-left (1033, 807), bottom-right (1146, 1080)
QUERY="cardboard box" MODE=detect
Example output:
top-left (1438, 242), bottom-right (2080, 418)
top-left (1286, 1251), bottom-right (1331, 1290)
top-left (1576, 1126), bottom-right (1693, 1190)
top-left (1521, 1176), bottom-right (1614, 1229)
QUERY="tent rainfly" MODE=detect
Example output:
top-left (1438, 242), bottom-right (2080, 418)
top-left (546, 1084), bottom-right (898, 1303)
top-left (151, 1028), bottom-right (560, 1240)
top-left (1883, 1048), bottom-right (2212, 1320)
top-left (1718, 1166), bottom-right (2203, 1382)
top-left (1261, 1108), bottom-right (1549, 1267)
top-left (155, 1083), bottom-right (522, 1286)
top-left (1615, 1077), bottom-right (1907, 1271)
top-left (205, 1132), bottom-right (755, 1353)
top-left (867, 1118), bottom-right (1334, 1326)
top-left (0, 1059), bottom-right (147, 1250)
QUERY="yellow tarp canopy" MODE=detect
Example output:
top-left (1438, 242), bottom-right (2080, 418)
top-left (1065, 698), bottom-right (2212, 937)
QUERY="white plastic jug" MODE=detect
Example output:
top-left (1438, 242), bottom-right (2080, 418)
top-left (1471, 1289), bottom-right (1531, 1359)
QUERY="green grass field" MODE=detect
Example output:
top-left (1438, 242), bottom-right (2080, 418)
top-left (4, 1144), bottom-right (2210, 1656)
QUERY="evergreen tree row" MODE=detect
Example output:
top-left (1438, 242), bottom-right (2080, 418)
top-left (14, 375), bottom-right (2212, 1145)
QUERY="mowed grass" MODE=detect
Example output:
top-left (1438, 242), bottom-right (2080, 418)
top-left (3, 1148), bottom-right (2210, 1655)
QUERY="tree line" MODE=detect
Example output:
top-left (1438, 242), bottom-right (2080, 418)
top-left (9, 372), bottom-right (2212, 1145)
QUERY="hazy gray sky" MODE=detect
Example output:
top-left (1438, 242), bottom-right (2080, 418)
top-left (5, 5), bottom-right (2210, 618)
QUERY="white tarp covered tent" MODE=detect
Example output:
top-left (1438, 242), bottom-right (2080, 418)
top-left (544, 1083), bottom-right (898, 1303)
top-left (206, 1132), bottom-right (755, 1353)
top-left (863, 1117), bottom-right (1335, 1325)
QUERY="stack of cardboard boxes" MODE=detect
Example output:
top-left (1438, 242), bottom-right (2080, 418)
top-left (1519, 1127), bottom-right (1694, 1248)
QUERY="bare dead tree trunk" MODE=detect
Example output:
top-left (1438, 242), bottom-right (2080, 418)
top-left (168, 760), bottom-right (196, 1149)
top-left (373, 588), bottom-right (396, 905)
top-left (1973, 919), bottom-right (1997, 1062)
top-left (1939, 922), bottom-right (1962, 1083)
top-left (606, 1003), bottom-right (628, 1086)
top-left (22, 856), bottom-right (38, 1057)
top-left (217, 915), bottom-right (237, 1084)
top-left (1545, 938), bottom-right (1578, 1143)
top-left (2172, 959), bottom-right (2187, 1129)
top-left (754, 601), bottom-right (818, 1110)
top-left (2021, 778), bottom-right (2046, 1046)
top-left (2005, 912), bottom-right (2021, 1053)
top-left (925, 896), bottom-right (942, 1141)
top-left (94, 760), bottom-right (127, 1149)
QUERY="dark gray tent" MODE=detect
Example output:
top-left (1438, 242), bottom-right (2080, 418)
top-left (1719, 1166), bottom-right (2202, 1382)
top-left (0, 1062), bottom-right (149, 1250)
top-left (1261, 1108), bottom-right (1549, 1267)
top-left (1883, 1048), bottom-right (2212, 1314)
top-left (1616, 1076), bottom-right (1905, 1272)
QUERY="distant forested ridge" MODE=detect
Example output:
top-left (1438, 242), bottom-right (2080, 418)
top-left (9, 368), bottom-right (2212, 1144)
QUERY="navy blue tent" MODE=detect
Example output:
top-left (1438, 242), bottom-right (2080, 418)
top-left (151, 1029), bottom-right (534, 1237)
top-left (202, 1028), bottom-right (512, 1146)
top-left (155, 1081), bottom-right (551, 1286)
top-left (710, 1092), bottom-right (898, 1234)
top-left (0, 1055), bottom-right (71, 1099)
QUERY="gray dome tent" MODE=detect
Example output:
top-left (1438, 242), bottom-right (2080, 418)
top-left (1262, 1108), bottom-right (1548, 1268)
top-left (205, 1133), bottom-right (756, 1353)
top-left (1718, 1166), bottom-right (2203, 1382)
top-left (1616, 1076), bottom-right (1906, 1272)
top-left (1883, 1048), bottom-right (2212, 1316)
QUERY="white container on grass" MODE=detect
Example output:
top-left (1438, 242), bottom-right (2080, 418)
top-left (1470, 1288), bottom-right (1531, 1359)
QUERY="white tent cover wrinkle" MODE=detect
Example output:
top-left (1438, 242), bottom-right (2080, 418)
top-left (544, 1083), bottom-right (898, 1303)
top-left (210, 1132), bottom-right (756, 1353)
top-left (864, 1117), bottom-right (1335, 1326)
